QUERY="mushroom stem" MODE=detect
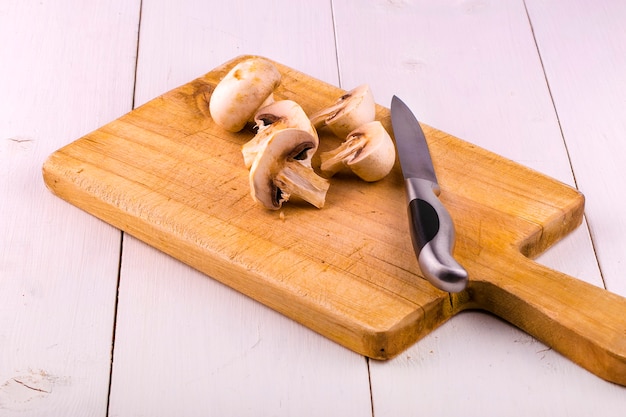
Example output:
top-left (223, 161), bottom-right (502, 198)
top-left (319, 121), bottom-right (396, 182)
top-left (249, 128), bottom-right (330, 210)
top-left (308, 84), bottom-right (376, 138)
top-left (319, 137), bottom-right (366, 177)
top-left (274, 160), bottom-right (330, 209)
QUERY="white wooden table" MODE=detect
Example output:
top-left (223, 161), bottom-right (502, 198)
top-left (2, 0), bottom-right (626, 415)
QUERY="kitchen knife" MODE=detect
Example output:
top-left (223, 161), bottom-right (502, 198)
top-left (390, 95), bottom-right (468, 293)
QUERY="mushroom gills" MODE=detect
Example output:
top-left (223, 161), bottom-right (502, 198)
top-left (242, 100), bottom-right (318, 169)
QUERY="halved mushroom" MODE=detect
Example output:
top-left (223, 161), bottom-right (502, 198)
top-left (309, 84), bottom-right (376, 138)
top-left (242, 100), bottom-right (318, 169)
top-left (250, 128), bottom-right (330, 210)
top-left (319, 121), bottom-right (396, 182)
top-left (209, 57), bottom-right (281, 132)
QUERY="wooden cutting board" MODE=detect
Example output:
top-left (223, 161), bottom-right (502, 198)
top-left (42, 55), bottom-right (626, 385)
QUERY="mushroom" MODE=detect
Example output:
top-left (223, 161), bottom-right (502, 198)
top-left (309, 84), bottom-right (376, 138)
top-left (209, 57), bottom-right (281, 132)
top-left (242, 100), bottom-right (318, 169)
top-left (250, 128), bottom-right (330, 210)
top-left (319, 121), bottom-right (396, 182)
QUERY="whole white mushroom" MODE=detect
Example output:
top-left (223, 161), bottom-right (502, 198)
top-left (209, 57), bottom-right (281, 132)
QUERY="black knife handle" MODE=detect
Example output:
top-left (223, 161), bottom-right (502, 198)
top-left (406, 178), bottom-right (468, 293)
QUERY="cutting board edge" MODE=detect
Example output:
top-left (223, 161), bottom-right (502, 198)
top-left (519, 186), bottom-right (586, 259)
top-left (40, 55), bottom-right (606, 371)
top-left (41, 150), bottom-right (449, 360)
top-left (464, 250), bottom-right (626, 386)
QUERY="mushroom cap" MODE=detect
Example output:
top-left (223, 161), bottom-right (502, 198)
top-left (249, 128), bottom-right (326, 209)
top-left (320, 120), bottom-right (396, 182)
top-left (254, 100), bottom-right (314, 132)
top-left (309, 84), bottom-right (376, 138)
top-left (242, 100), bottom-right (318, 169)
top-left (209, 58), bottom-right (281, 132)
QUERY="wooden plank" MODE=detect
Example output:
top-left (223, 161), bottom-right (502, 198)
top-left (104, 1), bottom-right (373, 416)
top-left (525, 0), bottom-right (626, 296)
top-left (371, 311), bottom-right (626, 416)
top-left (132, 0), bottom-right (342, 108)
top-left (5, 0), bottom-right (625, 415)
top-left (0, 0), bottom-right (140, 415)
top-left (328, 0), bottom-right (626, 415)
top-left (109, 235), bottom-right (372, 416)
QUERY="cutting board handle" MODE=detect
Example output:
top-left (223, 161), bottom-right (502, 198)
top-left (469, 250), bottom-right (626, 385)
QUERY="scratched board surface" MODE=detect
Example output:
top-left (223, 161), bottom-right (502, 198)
top-left (42, 56), bottom-right (626, 385)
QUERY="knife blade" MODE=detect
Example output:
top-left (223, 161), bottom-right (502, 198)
top-left (390, 95), bottom-right (468, 293)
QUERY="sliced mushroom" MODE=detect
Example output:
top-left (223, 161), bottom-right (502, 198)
top-left (319, 121), bottom-right (396, 182)
top-left (250, 128), bottom-right (330, 210)
top-left (309, 84), bottom-right (376, 138)
top-left (242, 100), bottom-right (318, 169)
top-left (209, 57), bottom-right (281, 132)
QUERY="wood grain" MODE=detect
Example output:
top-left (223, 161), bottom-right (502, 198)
top-left (335, 1), bottom-right (624, 415)
top-left (42, 55), bottom-right (626, 385)
top-left (106, 2), bottom-right (374, 415)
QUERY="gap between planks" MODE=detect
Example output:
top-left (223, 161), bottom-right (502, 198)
top-left (522, 0), bottom-right (607, 290)
top-left (106, 1), bottom-right (144, 416)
